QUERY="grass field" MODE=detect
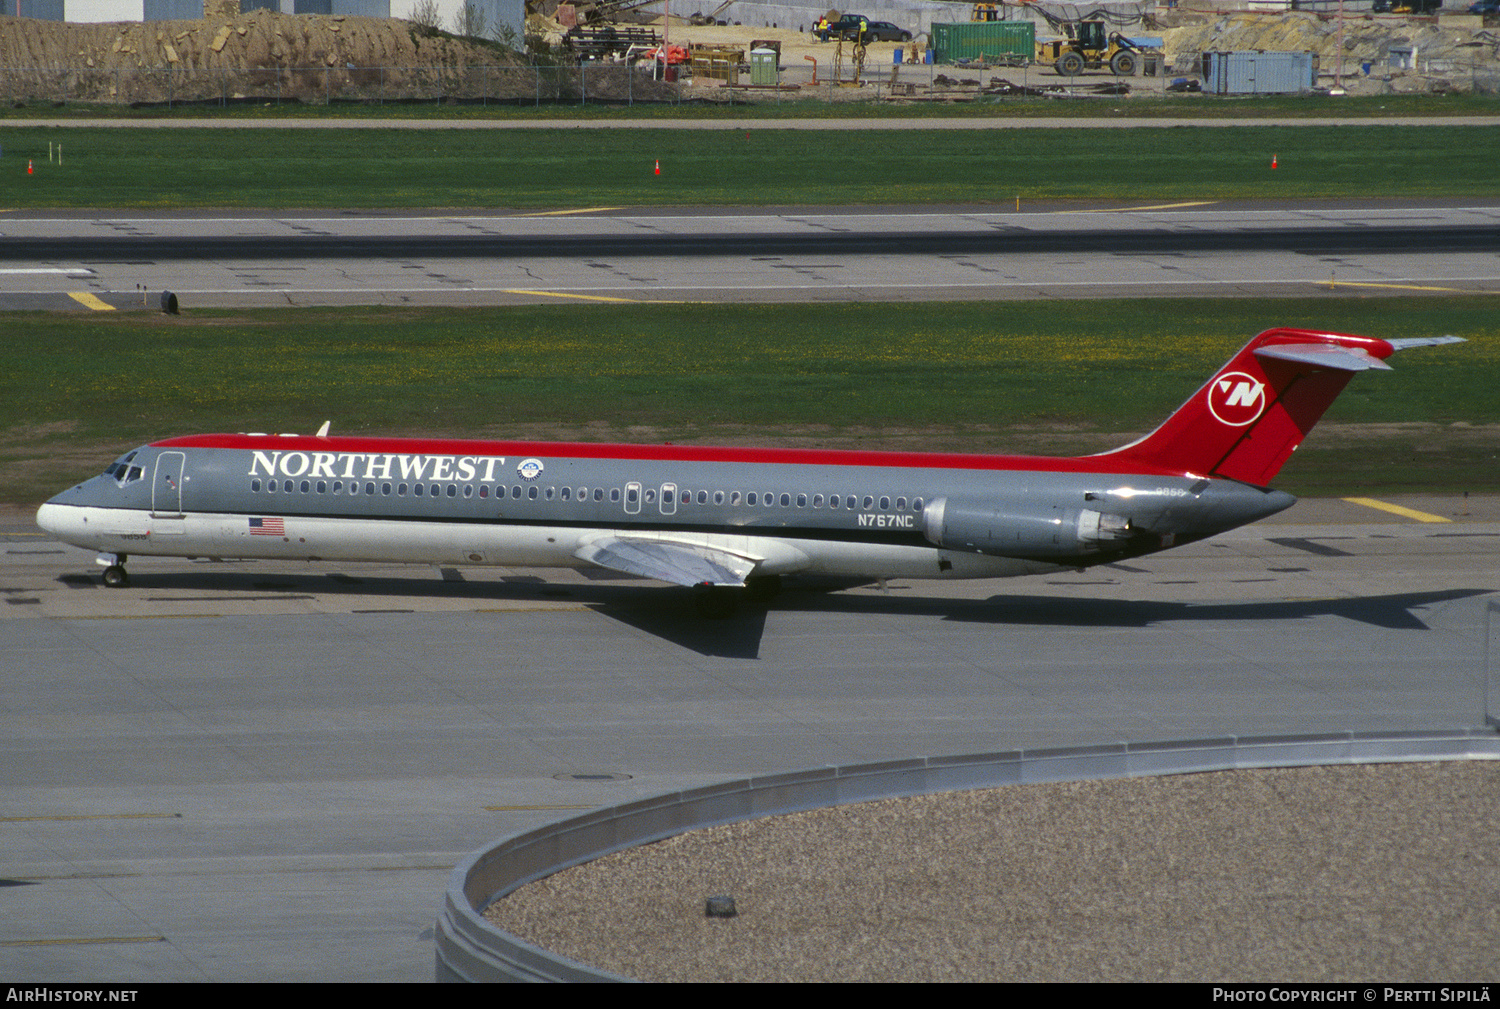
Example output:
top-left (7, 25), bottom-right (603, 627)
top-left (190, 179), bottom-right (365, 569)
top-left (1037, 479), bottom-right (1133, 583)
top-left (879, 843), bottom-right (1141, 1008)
top-left (3, 298), bottom-right (1491, 506)
top-left (3, 123), bottom-right (1499, 207)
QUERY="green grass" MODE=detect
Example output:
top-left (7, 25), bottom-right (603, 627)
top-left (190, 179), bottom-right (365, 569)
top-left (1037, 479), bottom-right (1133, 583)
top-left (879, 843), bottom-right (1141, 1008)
top-left (3, 298), bottom-right (1492, 505)
top-left (4, 123), bottom-right (1499, 207)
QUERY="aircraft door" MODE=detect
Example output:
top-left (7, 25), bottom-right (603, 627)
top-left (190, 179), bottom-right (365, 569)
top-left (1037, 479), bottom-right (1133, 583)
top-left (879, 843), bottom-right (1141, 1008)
top-left (151, 451), bottom-right (186, 536)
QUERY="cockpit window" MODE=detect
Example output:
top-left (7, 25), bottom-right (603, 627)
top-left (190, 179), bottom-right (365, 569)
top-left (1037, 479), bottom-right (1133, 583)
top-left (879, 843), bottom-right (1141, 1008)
top-left (105, 450), bottom-right (145, 485)
top-left (105, 462), bottom-right (144, 484)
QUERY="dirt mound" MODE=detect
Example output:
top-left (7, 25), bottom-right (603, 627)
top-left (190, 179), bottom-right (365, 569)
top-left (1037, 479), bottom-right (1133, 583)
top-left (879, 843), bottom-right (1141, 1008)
top-left (1162, 11), bottom-right (1500, 93)
top-left (0, 10), bottom-right (517, 72)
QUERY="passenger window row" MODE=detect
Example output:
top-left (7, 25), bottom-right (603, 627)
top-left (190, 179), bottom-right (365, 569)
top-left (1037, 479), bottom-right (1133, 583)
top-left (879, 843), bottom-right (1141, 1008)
top-left (247, 479), bottom-right (923, 512)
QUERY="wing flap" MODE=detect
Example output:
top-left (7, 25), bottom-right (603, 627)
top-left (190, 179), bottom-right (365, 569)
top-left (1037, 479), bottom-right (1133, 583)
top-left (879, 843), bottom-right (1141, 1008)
top-left (575, 536), bottom-right (756, 587)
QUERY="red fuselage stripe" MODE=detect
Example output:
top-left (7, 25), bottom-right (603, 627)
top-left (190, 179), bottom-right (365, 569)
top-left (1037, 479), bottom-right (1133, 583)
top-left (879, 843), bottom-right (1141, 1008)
top-left (153, 434), bottom-right (1190, 478)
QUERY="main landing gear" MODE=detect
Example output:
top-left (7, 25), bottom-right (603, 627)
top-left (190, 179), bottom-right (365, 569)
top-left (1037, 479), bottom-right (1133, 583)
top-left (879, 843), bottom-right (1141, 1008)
top-left (96, 553), bottom-right (129, 588)
top-left (692, 575), bottom-right (782, 619)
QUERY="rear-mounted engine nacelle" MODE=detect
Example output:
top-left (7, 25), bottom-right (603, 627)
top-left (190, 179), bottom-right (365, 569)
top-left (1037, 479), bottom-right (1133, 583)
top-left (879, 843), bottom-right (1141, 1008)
top-left (921, 496), bottom-right (1133, 559)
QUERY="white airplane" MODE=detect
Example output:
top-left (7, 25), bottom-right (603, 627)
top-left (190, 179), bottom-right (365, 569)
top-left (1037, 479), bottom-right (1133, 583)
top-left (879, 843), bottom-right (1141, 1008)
top-left (36, 327), bottom-right (1460, 616)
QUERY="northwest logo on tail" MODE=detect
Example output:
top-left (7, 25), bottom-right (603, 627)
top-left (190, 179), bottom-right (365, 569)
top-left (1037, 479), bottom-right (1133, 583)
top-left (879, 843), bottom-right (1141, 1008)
top-left (1207, 372), bottom-right (1266, 427)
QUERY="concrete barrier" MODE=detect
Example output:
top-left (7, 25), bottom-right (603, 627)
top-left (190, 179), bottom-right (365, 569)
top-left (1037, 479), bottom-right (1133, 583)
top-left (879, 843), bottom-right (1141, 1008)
top-left (436, 727), bottom-right (1500, 982)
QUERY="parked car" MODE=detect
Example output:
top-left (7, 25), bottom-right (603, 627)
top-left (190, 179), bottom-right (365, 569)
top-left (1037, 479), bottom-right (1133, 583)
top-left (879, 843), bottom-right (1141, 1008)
top-left (814, 15), bottom-right (912, 43)
top-left (1466, 0), bottom-right (1500, 13)
top-left (863, 21), bottom-right (914, 42)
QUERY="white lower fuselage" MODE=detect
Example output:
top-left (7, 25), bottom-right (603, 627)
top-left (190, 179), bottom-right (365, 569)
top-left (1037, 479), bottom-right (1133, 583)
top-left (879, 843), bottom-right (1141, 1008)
top-left (37, 502), bottom-right (1061, 581)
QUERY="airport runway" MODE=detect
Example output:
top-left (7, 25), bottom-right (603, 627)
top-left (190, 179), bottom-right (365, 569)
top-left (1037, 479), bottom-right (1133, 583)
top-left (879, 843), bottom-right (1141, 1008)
top-left (1, 199), bottom-right (1497, 309)
top-left (1, 496), bottom-right (1495, 981)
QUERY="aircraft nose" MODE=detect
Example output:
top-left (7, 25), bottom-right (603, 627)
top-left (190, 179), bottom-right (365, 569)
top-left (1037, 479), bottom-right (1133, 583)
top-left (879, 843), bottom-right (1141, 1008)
top-left (36, 501), bottom-right (69, 538)
top-left (35, 500), bottom-right (94, 545)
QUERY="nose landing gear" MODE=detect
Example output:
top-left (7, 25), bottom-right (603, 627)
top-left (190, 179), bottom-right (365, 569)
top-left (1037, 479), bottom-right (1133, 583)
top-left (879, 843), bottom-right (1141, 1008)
top-left (96, 553), bottom-right (129, 588)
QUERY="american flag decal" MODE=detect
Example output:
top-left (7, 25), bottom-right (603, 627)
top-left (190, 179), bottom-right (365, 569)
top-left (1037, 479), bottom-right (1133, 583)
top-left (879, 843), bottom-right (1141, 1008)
top-left (249, 517), bottom-right (285, 536)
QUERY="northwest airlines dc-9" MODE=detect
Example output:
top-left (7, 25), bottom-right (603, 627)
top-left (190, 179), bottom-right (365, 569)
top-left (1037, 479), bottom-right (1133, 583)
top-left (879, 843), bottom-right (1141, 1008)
top-left (37, 328), bottom-right (1459, 617)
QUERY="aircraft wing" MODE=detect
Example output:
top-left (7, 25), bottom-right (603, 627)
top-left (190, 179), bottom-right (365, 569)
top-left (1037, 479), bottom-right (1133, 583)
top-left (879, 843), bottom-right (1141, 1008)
top-left (574, 535), bottom-right (756, 587)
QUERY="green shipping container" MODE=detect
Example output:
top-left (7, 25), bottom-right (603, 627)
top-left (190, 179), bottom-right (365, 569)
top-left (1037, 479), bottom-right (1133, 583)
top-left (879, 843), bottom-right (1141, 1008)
top-left (930, 21), bottom-right (1035, 65)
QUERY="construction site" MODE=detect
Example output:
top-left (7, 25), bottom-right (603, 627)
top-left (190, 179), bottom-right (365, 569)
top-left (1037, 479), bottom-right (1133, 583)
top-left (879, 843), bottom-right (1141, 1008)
top-left (0, 1), bottom-right (1497, 103)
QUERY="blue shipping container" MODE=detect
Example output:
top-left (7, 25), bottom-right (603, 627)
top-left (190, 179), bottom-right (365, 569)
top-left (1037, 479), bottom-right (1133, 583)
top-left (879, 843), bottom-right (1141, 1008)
top-left (1203, 51), bottom-right (1317, 94)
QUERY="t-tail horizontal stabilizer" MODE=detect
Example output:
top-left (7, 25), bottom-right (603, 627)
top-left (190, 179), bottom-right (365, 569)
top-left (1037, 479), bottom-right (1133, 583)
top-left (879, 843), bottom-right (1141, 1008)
top-left (1100, 328), bottom-right (1462, 487)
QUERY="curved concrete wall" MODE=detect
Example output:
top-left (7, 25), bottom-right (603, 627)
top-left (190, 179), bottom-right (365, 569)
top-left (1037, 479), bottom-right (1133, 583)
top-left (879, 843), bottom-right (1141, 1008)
top-left (436, 728), bottom-right (1500, 982)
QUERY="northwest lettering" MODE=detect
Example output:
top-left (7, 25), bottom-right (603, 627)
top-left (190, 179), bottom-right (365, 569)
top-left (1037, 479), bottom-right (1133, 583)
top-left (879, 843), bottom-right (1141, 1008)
top-left (249, 451), bottom-right (506, 483)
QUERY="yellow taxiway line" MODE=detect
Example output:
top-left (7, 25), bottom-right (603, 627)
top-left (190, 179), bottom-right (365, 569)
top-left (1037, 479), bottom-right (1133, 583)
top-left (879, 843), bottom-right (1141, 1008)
top-left (500, 289), bottom-right (680, 303)
top-left (67, 291), bottom-right (115, 311)
top-left (1342, 497), bottom-right (1452, 523)
top-left (1058, 201), bottom-right (1219, 214)
top-left (1324, 281), bottom-right (1470, 293)
top-left (513, 207), bottom-right (623, 217)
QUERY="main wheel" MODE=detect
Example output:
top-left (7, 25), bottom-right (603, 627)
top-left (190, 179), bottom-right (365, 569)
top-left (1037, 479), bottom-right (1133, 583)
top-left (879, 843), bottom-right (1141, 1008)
top-left (1110, 50), bottom-right (1137, 76)
top-left (692, 584), bottom-right (738, 619)
top-left (744, 574), bottom-right (783, 603)
top-left (102, 565), bottom-right (128, 588)
top-left (1056, 51), bottom-right (1085, 77)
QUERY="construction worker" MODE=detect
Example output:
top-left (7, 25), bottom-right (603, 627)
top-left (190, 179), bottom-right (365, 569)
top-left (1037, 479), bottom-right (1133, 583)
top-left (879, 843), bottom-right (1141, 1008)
top-left (815, 15), bottom-right (829, 41)
top-left (857, 15), bottom-right (869, 44)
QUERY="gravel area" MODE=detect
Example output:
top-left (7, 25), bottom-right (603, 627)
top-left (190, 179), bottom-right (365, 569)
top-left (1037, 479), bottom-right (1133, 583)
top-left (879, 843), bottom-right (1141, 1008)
top-left (485, 761), bottom-right (1500, 982)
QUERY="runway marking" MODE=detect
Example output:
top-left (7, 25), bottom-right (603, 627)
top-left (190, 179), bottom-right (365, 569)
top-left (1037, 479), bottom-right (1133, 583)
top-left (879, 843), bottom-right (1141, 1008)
top-left (1057, 201), bottom-right (1219, 214)
top-left (74, 613), bottom-right (222, 620)
top-left (513, 207), bottom-right (623, 217)
top-left (500, 289), bottom-right (683, 303)
top-left (1342, 497), bottom-right (1452, 523)
top-left (1, 936), bottom-right (166, 947)
top-left (0, 267), bottom-right (93, 275)
top-left (1325, 281), bottom-right (1470, 293)
top-left (67, 291), bottom-right (115, 311)
top-left (1, 812), bottom-right (180, 822)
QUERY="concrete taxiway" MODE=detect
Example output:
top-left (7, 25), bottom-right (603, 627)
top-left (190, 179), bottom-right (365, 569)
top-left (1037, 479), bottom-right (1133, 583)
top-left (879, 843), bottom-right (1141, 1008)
top-left (1, 200), bottom-right (1496, 309)
top-left (0, 496), bottom-right (1495, 981)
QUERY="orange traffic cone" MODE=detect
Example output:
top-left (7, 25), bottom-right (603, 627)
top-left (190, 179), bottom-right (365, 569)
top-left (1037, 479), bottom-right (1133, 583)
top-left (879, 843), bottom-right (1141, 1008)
top-left (1271, 154), bottom-right (1278, 169)
top-left (654, 159), bottom-right (660, 176)
top-left (27, 159), bottom-right (33, 175)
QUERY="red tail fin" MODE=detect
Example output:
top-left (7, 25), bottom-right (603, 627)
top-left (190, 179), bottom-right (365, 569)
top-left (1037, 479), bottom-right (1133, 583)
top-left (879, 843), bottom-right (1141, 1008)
top-left (1101, 328), bottom-right (1397, 486)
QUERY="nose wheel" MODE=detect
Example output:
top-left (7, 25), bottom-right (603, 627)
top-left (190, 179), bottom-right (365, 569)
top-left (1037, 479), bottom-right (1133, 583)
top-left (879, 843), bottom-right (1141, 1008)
top-left (96, 553), bottom-right (129, 588)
